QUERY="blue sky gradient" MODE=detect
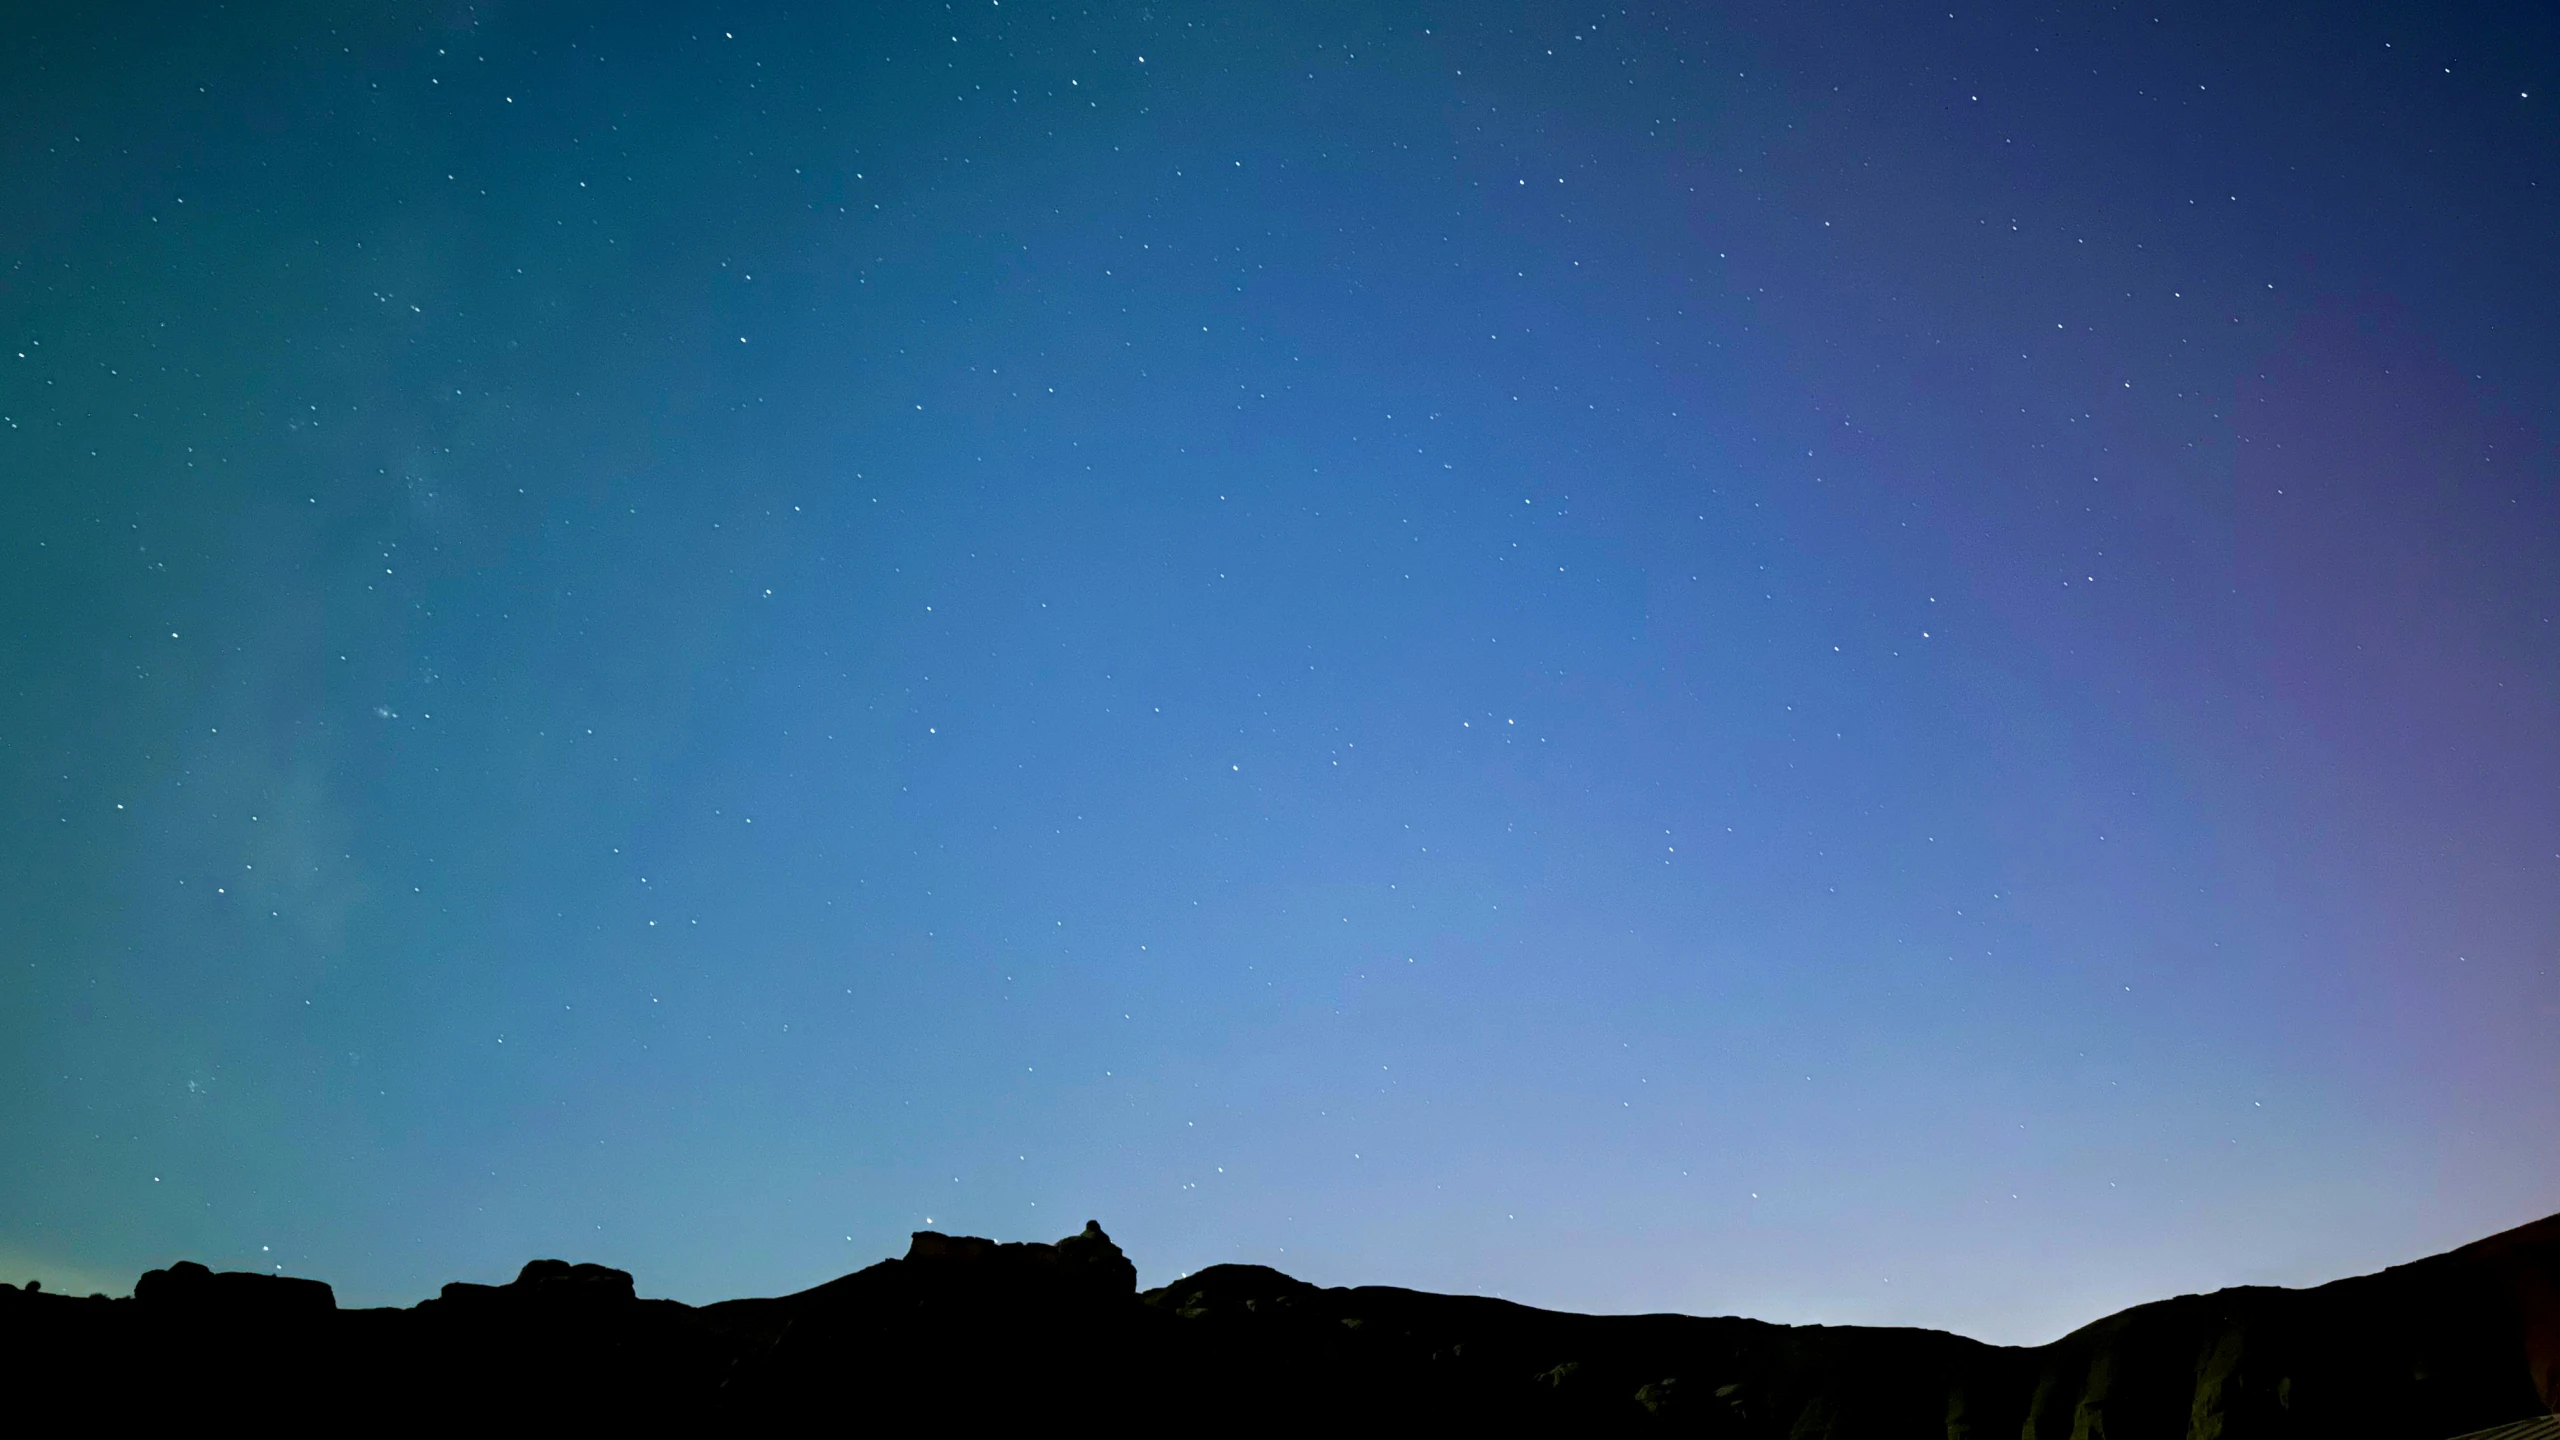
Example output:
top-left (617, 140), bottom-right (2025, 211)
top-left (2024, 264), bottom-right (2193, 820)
top-left (2, 1), bottom-right (2553, 1344)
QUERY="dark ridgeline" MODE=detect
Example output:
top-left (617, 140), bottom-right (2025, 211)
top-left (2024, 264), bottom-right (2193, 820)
top-left (5, 1213), bottom-right (2554, 1433)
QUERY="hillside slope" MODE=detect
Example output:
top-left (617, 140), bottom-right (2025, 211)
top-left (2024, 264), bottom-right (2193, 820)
top-left (5, 1212), bottom-right (2553, 1433)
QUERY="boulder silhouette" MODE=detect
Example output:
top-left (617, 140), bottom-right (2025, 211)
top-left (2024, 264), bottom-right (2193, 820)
top-left (430, 1258), bottom-right (639, 1312)
top-left (135, 1258), bottom-right (335, 1316)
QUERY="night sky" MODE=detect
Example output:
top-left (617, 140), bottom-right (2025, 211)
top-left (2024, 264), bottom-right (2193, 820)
top-left (3, 2), bottom-right (2554, 1344)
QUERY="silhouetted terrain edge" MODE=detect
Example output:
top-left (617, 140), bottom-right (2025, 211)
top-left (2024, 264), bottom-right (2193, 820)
top-left (5, 1212), bottom-right (2554, 1434)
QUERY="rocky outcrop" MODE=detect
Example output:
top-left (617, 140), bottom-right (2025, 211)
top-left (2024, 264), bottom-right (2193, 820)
top-left (428, 1257), bottom-right (641, 1311)
top-left (4, 1214), bottom-right (2554, 1433)
top-left (135, 1258), bottom-right (336, 1317)
top-left (720, 1216), bottom-right (1169, 1424)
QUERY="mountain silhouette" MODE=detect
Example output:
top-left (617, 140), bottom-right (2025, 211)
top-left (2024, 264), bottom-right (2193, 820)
top-left (6, 1211), bottom-right (2554, 1433)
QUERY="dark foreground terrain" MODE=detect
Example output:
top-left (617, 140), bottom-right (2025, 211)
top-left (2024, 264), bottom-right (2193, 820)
top-left (6, 1212), bottom-right (2555, 1434)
